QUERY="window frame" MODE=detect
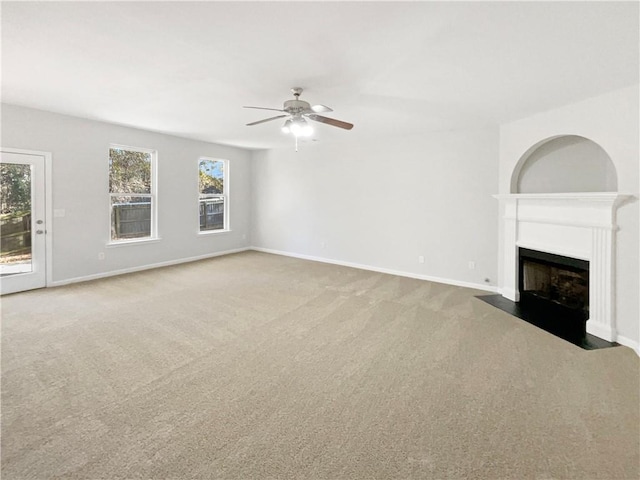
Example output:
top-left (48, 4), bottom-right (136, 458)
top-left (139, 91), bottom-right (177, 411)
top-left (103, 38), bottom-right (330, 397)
top-left (197, 157), bottom-right (229, 235)
top-left (107, 144), bottom-right (159, 245)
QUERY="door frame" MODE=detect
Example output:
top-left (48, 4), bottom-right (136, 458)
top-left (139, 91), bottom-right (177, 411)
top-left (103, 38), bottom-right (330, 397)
top-left (1, 147), bottom-right (54, 289)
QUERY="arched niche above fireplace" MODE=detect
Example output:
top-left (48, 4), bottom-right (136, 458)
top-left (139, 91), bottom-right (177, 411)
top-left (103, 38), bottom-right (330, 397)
top-left (511, 135), bottom-right (617, 194)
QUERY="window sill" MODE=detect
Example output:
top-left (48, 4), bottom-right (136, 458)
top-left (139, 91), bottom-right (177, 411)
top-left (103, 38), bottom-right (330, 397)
top-left (106, 237), bottom-right (162, 247)
top-left (198, 229), bottom-right (232, 236)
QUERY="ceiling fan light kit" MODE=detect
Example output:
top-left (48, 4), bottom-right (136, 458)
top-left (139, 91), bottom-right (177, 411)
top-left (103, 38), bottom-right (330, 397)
top-left (244, 88), bottom-right (354, 150)
top-left (282, 117), bottom-right (313, 137)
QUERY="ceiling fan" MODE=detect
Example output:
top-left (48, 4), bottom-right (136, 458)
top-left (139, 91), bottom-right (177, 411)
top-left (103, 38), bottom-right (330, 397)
top-left (243, 88), bottom-right (354, 141)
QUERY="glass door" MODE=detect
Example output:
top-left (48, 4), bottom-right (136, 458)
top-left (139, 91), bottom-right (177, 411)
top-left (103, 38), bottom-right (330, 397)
top-left (1, 151), bottom-right (47, 294)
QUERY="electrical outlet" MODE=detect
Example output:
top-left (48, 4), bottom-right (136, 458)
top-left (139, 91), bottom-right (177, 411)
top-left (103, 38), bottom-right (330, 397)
top-left (98, 252), bottom-right (105, 260)
top-left (468, 261), bottom-right (476, 270)
top-left (418, 255), bottom-right (425, 264)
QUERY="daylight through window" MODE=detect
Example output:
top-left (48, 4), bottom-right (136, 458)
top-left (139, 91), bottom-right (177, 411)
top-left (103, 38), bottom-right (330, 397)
top-left (199, 158), bottom-right (227, 232)
top-left (109, 146), bottom-right (156, 241)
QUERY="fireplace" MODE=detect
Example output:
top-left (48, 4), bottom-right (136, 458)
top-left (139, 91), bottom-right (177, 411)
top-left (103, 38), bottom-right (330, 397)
top-left (494, 192), bottom-right (629, 343)
top-left (518, 248), bottom-right (589, 341)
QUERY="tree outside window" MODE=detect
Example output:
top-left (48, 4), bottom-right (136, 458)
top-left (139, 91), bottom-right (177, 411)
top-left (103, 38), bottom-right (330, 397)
top-left (109, 146), bottom-right (156, 241)
top-left (199, 159), bottom-right (227, 232)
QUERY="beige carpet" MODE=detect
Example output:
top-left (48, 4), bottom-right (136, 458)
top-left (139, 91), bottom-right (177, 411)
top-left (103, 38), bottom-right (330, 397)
top-left (1, 251), bottom-right (638, 479)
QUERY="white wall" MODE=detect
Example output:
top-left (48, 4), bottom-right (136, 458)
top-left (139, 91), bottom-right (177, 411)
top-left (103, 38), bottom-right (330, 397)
top-left (517, 135), bottom-right (617, 193)
top-left (499, 85), bottom-right (640, 347)
top-left (1, 104), bottom-right (252, 284)
top-left (251, 129), bottom-right (499, 290)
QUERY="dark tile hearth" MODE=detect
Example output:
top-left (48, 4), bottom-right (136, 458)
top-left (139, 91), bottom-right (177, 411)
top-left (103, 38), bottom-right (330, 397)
top-left (476, 294), bottom-right (618, 350)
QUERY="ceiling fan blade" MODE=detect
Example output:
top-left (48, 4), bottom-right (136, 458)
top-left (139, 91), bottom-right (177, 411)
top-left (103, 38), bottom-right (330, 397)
top-left (246, 114), bottom-right (288, 126)
top-left (243, 106), bottom-right (286, 112)
top-left (311, 104), bottom-right (333, 113)
top-left (306, 114), bottom-right (354, 130)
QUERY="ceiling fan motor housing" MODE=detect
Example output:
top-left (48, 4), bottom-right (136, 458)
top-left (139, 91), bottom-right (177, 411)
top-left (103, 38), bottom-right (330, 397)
top-left (283, 99), bottom-right (311, 115)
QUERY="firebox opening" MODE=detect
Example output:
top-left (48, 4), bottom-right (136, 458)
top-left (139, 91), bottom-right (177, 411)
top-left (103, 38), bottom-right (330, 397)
top-left (518, 248), bottom-right (589, 342)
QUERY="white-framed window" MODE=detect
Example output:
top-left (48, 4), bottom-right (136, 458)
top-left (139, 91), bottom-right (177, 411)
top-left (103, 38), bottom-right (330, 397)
top-left (109, 145), bottom-right (157, 243)
top-left (198, 158), bottom-right (228, 232)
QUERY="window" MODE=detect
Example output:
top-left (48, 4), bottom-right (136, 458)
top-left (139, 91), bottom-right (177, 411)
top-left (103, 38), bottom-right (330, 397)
top-left (109, 145), bottom-right (156, 242)
top-left (199, 158), bottom-right (227, 232)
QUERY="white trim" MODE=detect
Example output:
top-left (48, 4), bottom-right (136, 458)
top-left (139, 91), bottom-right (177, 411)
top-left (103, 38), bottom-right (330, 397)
top-left (109, 143), bottom-right (156, 155)
top-left (198, 229), bottom-right (232, 236)
top-left (106, 237), bottom-right (163, 247)
top-left (615, 335), bottom-right (640, 357)
top-left (492, 192), bottom-right (629, 201)
top-left (515, 241), bottom-right (590, 261)
top-left (49, 247), bottom-right (250, 287)
top-left (0, 147), bottom-right (54, 289)
top-left (500, 287), bottom-right (519, 302)
top-left (516, 216), bottom-right (617, 230)
top-left (250, 247), bottom-right (499, 293)
top-left (586, 321), bottom-right (614, 344)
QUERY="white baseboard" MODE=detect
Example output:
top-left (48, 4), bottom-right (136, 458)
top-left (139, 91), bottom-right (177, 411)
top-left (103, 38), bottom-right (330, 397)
top-left (587, 322), bottom-right (615, 343)
top-left (250, 247), bottom-right (499, 293)
top-left (615, 334), bottom-right (640, 356)
top-left (500, 287), bottom-right (519, 302)
top-left (49, 247), bottom-right (250, 287)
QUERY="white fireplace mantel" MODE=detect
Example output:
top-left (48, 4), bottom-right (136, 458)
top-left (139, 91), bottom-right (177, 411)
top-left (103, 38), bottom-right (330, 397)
top-left (494, 192), bottom-right (632, 342)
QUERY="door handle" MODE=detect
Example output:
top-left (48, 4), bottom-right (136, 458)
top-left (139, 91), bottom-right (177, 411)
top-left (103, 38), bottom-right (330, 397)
top-left (36, 230), bottom-right (44, 235)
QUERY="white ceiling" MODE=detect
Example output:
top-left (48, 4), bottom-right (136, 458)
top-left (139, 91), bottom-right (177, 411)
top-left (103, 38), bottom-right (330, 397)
top-left (2, 1), bottom-right (638, 150)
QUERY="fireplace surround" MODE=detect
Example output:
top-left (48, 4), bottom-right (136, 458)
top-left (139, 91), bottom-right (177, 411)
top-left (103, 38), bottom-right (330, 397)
top-left (494, 193), bottom-right (630, 342)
